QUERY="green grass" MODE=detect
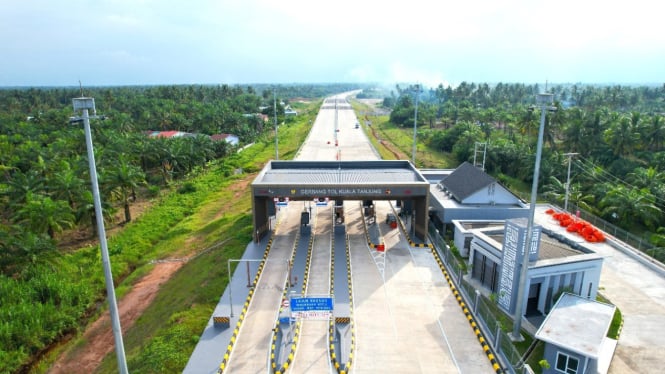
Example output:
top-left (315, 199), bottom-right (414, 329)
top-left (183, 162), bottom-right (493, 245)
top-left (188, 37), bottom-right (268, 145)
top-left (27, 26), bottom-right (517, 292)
top-left (27, 101), bottom-right (320, 374)
top-left (597, 293), bottom-right (623, 340)
top-left (92, 103), bottom-right (319, 373)
top-left (351, 99), bottom-right (456, 168)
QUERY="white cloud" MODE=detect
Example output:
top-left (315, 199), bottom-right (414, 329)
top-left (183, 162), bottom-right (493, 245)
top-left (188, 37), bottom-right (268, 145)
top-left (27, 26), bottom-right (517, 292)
top-left (0, 0), bottom-right (664, 85)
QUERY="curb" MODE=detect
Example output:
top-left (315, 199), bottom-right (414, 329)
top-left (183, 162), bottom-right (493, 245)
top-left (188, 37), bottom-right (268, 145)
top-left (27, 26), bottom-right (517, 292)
top-left (431, 248), bottom-right (504, 374)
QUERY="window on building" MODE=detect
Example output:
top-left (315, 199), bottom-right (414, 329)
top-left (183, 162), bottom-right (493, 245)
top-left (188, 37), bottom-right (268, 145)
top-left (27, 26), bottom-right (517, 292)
top-left (464, 237), bottom-right (472, 251)
top-left (555, 352), bottom-right (579, 374)
top-left (472, 253), bottom-right (499, 292)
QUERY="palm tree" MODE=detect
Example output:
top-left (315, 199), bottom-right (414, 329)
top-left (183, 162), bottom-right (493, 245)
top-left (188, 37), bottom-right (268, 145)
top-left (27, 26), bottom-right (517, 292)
top-left (641, 114), bottom-right (665, 151)
top-left (516, 106), bottom-right (537, 138)
top-left (542, 176), bottom-right (596, 213)
top-left (4, 169), bottom-right (46, 209)
top-left (48, 160), bottom-right (86, 209)
top-left (600, 185), bottom-right (662, 230)
top-left (603, 114), bottom-right (639, 157)
top-left (628, 166), bottom-right (665, 191)
top-left (74, 190), bottom-right (115, 236)
top-left (561, 108), bottom-right (587, 154)
top-left (103, 156), bottom-right (146, 223)
top-left (15, 192), bottom-right (74, 239)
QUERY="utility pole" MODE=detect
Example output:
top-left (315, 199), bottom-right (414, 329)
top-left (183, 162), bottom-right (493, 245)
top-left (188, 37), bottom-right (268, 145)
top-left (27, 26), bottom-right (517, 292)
top-left (411, 84), bottom-right (420, 165)
top-left (563, 152), bottom-right (579, 212)
top-left (72, 97), bottom-right (128, 373)
top-left (274, 88), bottom-right (278, 160)
top-left (474, 142), bottom-right (487, 171)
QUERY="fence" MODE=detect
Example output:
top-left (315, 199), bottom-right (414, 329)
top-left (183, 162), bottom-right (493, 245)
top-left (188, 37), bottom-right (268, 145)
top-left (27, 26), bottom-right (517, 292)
top-left (515, 191), bottom-right (664, 263)
top-left (565, 202), bottom-right (665, 262)
top-left (428, 223), bottom-right (530, 374)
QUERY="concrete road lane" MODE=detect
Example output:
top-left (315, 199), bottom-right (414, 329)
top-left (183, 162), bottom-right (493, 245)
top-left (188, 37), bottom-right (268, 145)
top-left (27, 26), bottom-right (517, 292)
top-left (224, 206), bottom-right (301, 373)
top-left (290, 205), bottom-right (334, 374)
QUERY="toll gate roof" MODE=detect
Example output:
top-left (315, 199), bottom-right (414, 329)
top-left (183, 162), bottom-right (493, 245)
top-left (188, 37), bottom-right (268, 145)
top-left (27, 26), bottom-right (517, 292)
top-left (254, 160), bottom-right (427, 185)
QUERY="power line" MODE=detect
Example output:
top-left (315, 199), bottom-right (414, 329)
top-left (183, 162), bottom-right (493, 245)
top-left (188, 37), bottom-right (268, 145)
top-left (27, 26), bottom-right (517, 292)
top-left (572, 156), bottom-right (665, 207)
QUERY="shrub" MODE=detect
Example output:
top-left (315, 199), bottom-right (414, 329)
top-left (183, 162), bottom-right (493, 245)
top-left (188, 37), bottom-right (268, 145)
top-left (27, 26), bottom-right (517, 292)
top-left (177, 182), bottom-right (197, 194)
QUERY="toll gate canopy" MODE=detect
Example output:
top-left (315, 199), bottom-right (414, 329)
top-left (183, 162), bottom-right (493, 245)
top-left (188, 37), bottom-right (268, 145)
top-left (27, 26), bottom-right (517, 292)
top-left (251, 160), bottom-right (430, 241)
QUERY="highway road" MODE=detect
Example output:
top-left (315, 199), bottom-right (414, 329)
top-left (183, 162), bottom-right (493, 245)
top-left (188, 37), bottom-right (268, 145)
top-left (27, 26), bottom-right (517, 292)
top-left (186, 92), bottom-right (496, 373)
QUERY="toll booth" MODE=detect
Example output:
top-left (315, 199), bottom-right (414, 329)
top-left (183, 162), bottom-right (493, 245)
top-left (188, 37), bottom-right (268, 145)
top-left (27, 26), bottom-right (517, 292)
top-left (301, 211), bottom-right (310, 226)
top-left (251, 160), bottom-right (431, 242)
top-left (399, 200), bottom-right (413, 216)
top-left (363, 200), bottom-right (376, 223)
top-left (334, 199), bottom-right (344, 224)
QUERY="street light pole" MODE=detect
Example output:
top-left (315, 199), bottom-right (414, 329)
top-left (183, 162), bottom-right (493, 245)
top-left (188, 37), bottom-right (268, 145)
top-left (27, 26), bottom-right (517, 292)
top-left (510, 93), bottom-right (555, 341)
top-left (72, 97), bottom-right (128, 373)
top-left (274, 88), bottom-right (278, 160)
top-left (227, 258), bottom-right (291, 317)
top-left (411, 84), bottom-right (420, 165)
top-left (563, 152), bottom-right (579, 212)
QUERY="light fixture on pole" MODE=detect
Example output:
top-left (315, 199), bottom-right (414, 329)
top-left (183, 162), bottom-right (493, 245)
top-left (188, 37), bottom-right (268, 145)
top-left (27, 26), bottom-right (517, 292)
top-left (411, 84), bottom-right (420, 165)
top-left (563, 152), bottom-right (579, 212)
top-left (510, 92), bottom-right (556, 341)
top-left (71, 97), bottom-right (128, 373)
top-left (273, 88), bottom-right (278, 160)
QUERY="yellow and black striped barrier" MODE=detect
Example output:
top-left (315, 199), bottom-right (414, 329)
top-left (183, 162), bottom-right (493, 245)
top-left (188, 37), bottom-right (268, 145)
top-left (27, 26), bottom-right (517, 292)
top-left (431, 248), bottom-right (503, 373)
top-left (218, 232), bottom-right (275, 373)
top-left (213, 316), bottom-right (230, 329)
top-left (335, 316), bottom-right (350, 324)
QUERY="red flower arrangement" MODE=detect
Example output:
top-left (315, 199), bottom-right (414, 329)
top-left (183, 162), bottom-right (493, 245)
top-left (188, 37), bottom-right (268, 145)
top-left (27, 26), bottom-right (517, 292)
top-left (545, 209), bottom-right (605, 242)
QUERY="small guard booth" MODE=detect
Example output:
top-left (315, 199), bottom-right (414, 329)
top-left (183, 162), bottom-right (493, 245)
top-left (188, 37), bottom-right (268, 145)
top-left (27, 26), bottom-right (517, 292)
top-left (251, 160), bottom-right (430, 242)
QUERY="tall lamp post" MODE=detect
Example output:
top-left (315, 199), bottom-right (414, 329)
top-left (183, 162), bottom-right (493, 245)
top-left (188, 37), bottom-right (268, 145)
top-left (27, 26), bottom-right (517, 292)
top-left (274, 88), bottom-right (278, 160)
top-left (411, 84), bottom-right (420, 165)
top-left (510, 92), bottom-right (556, 341)
top-left (72, 97), bottom-right (128, 373)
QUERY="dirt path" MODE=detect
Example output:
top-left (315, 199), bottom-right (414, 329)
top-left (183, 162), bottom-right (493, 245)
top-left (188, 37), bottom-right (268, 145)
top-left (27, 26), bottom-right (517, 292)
top-left (47, 176), bottom-right (252, 373)
top-left (48, 261), bottom-right (184, 373)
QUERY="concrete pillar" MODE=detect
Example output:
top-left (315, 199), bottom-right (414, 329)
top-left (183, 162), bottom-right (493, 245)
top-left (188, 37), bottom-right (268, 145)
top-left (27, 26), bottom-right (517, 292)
top-left (538, 276), bottom-right (550, 314)
top-left (574, 271), bottom-right (583, 294)
top-left (563, 273), bottom-right (571, 289)
top-left (414, 197), bottom-right (429, 241)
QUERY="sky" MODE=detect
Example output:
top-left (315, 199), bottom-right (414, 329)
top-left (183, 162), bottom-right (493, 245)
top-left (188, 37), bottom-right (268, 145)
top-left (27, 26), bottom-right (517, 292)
top-left (1, 0), bottom-right (664, 87)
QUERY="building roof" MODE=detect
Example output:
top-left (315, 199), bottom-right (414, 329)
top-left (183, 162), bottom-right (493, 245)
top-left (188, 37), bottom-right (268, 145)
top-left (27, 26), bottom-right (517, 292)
top-left (459, 221), bottom-right (505, 230)
top-left (155, 130), bottom-right (182, 138)
top-left (210, 133), bottom-right (236, 141)
top-left (419, 169), bottom-right (454, 184)
top-left (251, 160), bottom-right (430, 200)
top-left (255, 160), bottom-right (426, 185)
top-left (439, 162), bottom-right (496, 202)
top-left (147, 130), bottom-right (196, 138)
top-left (535, 293), bottom-right (615, 359)
top-left (486, 229), bottom-right (593, 261)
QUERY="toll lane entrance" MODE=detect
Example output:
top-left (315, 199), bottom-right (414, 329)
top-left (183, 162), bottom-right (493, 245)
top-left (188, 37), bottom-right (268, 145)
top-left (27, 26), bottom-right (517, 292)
top-left (251, 160), bottom-right (430, 243)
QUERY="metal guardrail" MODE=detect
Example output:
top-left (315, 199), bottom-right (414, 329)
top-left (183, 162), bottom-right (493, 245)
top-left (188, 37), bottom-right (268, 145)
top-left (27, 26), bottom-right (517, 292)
top-left (564, 202), bottom-right (665, 262)
top-left (429, 223), bottom-right (528, 374)
top-left (513, 191), bottom-right (664, 264)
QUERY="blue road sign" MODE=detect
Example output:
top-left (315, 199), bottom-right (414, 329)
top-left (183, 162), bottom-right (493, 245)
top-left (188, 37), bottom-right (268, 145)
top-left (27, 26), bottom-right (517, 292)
top-left (290, 296), bottom-right (334, 312)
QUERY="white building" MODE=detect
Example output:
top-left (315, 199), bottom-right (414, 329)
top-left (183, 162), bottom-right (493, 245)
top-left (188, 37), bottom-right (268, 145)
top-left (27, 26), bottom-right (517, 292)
top-left (427, 162), bottom-right (605, 319)
top-left (466, 218), bottom-right (604, 317)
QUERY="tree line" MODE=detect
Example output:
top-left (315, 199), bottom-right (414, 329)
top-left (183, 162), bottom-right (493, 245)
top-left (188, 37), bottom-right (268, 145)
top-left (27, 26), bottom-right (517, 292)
top-left (0, 83), bottom-right (366, 274)
top-left (386, 82), bottom-right (665, 251)
top-left (0, 83), bottom-right (363, 373)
